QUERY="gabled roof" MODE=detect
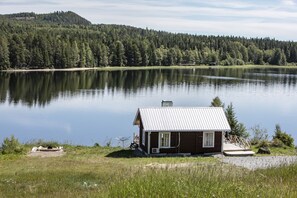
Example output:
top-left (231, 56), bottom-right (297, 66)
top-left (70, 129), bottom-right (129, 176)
top-left (133, 107), bottom-right (231, 132)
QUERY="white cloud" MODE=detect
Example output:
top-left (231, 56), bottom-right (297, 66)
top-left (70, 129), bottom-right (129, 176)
top-left (282, 0), bottom-right (296, 6)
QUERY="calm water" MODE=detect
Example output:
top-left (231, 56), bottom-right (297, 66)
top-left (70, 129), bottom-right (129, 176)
top-left (0, 68), bottom-right (297, 146)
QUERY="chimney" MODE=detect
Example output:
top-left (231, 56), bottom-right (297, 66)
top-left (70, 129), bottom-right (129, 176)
top-left (161, 100), bottom-right (173, 107)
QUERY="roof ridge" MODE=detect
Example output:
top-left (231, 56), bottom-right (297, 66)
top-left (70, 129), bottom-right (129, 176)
top-left (139, 107), bottom-right (223, 109)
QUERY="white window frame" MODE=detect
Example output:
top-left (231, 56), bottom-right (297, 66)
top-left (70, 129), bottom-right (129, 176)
top-left (203, 131), bottom-right (215, 148)
top-left (159, 132), bottom-right (171, 148)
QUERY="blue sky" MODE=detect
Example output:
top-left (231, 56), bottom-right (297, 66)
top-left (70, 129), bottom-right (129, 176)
top-left (0, 0), bottom-right (297, 41)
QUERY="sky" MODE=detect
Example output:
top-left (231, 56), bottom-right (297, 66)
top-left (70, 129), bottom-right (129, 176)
top-left (0, 0), bottom-right (297, 41)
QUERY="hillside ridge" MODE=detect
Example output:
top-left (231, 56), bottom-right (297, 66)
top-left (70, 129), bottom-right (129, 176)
top-left (0, 11), bottom-right (91, 25)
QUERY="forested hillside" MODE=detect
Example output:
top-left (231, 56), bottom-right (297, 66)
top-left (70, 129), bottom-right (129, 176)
top-left (0, 11), bottom-right (296, 70)
top-left (0, 11), bottom-right (91, 25)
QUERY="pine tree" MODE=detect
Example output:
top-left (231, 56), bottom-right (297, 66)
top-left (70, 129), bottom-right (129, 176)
top-left (79, 43), bottom-right (86, 67)
top-left (53, 40), bottom-right (63, 68)
top-left (210, 96), bottom-right (224, 107)
top-left (148, 43), bottom-right (157, 66)
top-left (100, 44), bottom-right (109, 66)
top-left (9, 34), bottom-right (26, 68)
top-left (289, 46), bottom-right (297, 63)
top-left (0, 36), bottom-right (10, 69)
top-left (226, 103), bottom-right (239, 135)
top-left (85, 43), bottom-right (94, 67)
top-left (70, 41), bottom-right (79, 67)
top-left (132, 43), bottom-right (142, 66)
top-left (225, 103), bottom-right (248, 138)
top-left (139, 40), bottom-right (149, 66)
top-left (31, 47), bottom-right (43, 67)
top-left (271, 48), bottom-right (287, 66)
top-left (110, 41), bottom-right (126, 66)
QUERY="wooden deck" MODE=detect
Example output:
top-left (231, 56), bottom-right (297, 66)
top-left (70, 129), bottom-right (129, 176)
top-left (224, 143), bottom-right (248, 151)
top-left (223, 143), bottom-right (255, 156)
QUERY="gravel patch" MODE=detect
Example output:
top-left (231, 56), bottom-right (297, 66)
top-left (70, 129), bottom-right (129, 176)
top-left (220, 156), bottom-right (297, 170)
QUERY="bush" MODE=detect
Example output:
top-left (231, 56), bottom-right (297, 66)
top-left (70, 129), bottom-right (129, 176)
top-left (94, 143), bottom-right (101, 147)
top-left (1, 135), bottom-right (24, 154)
top-left (272, 124), bottom-right (294, 147)
top-left (271, 138), bottom-right (285, 148)
top-left (257, 140), bottom-right (270, 148)
top-left (250, 125), bottom-right (268, 146)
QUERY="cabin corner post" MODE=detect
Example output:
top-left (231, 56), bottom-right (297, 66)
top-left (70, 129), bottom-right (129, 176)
top-left (221, 131), bottom-right (225, 153)
top-left (148, 132), bottom-right (151, 155)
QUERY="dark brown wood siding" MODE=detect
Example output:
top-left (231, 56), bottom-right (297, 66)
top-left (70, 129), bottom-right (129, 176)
top-left (148, 131), bottom-right (222, 154)
top-left (150, 132), bottom-right (159, 150)
top-left (159, 131), bottom-right (179, 153)
top-left (150, 132), bottom-right (179, 154)
top-left (171, 132), bottom-right (178, 147)
top-left (138, 117), bottom-right (147, 152)
top-left (144, 132), bottom-right (148, 152)
top-left (198, 132), bottom-right (222, 153)
top-left (179, 132), bottom-right (200, 154)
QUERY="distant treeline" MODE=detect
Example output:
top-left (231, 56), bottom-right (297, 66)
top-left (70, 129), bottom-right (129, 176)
top-left (0, 11), bottom-right (297, 69)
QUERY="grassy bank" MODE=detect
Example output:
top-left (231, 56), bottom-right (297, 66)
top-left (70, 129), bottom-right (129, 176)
top-left (0, 146), bottom-right (297, 197)
top-left (252, 145), bottom-right (297, 156)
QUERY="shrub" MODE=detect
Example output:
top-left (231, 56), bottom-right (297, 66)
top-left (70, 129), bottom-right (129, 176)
top-left (272, 124), bottom-right (294, 147)
top-left (94, 143), bottom-right (101, 147)
top-left (1, 135), bottom-right (24, 154)
top-left (250, 125), bottom-right (268, 146)
top-left (257, 140), bottom-right (270, 148)
top-left (271, 138), bottom-right (285, 148)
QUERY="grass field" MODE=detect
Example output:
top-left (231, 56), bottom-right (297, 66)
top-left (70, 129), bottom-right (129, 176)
top-left (0, 145), bottom-right (297, 197)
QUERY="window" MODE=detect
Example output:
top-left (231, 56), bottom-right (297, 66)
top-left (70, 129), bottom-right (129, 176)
top-left (203, 132), bottom-right (214, 147)
top-left (159, 132), bottom-right (170, 148)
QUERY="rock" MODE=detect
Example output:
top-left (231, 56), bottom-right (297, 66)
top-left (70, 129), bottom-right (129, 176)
top-left (31, 147), bottom-right (37, 152)
top-left (257, 147), bottom-right (271, 154)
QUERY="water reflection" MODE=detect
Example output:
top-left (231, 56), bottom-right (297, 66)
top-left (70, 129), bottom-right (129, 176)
top-left (0, 68), bottom-right (297, 146)
top-left (1, 68), bottom-right (297, 107)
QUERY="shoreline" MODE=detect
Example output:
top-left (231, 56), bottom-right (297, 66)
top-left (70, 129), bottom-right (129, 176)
top-left (1, 65), bottom-right (297, 73)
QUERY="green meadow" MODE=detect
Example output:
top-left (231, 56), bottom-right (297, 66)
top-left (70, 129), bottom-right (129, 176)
top-left (0, 145), bottom-right (297, 197)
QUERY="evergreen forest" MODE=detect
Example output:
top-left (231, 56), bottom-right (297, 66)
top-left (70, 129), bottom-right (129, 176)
top-left (0, 11), bottom-right (297, 70)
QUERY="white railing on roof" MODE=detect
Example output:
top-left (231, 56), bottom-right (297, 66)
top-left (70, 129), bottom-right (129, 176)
top-left (224, 135), bottom-right (251, 150)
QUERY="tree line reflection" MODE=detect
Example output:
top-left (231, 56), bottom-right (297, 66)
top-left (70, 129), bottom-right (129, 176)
top-left (0, 68), bottom-right (296, 107)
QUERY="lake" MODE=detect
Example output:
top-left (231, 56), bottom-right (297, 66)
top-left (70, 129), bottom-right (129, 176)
top-left (0, 68), bottom-right (297, 146)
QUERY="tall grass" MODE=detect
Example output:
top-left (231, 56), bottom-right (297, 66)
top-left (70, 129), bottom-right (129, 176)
top-left (108, 164), bottom-right (297, 197)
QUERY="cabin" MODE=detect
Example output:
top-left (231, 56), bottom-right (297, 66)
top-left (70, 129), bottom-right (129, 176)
top-left (133, 107), bottom-right (231, 155)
